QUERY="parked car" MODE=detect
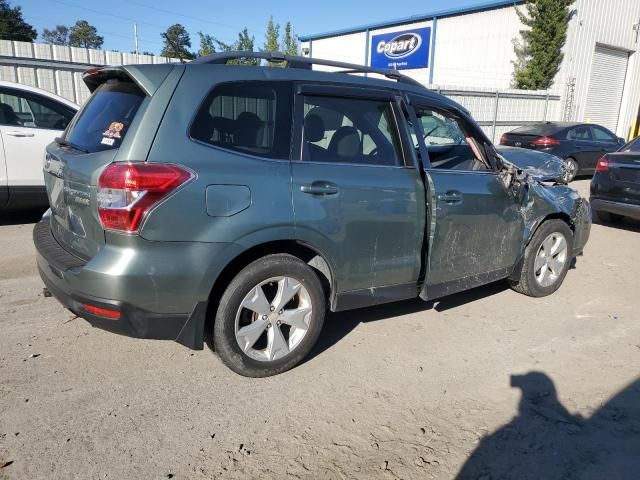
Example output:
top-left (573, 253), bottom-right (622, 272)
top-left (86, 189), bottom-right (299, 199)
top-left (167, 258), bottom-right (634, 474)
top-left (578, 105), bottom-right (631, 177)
top-left (500, 122), bottom-right (626, 182)
top-left (0, 81), bottom-right (78, 210)
top-left (33, 53), bottom-right (591, 377)
top-left (590, 136), bottom-right (640, 223)
top-left (496, 146), bottom-right (567, 183)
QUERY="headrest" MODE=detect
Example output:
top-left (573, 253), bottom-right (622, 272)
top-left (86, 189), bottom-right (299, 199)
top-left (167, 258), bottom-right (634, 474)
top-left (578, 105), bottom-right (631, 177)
top-left (304, 113), bottom-right (325, 143)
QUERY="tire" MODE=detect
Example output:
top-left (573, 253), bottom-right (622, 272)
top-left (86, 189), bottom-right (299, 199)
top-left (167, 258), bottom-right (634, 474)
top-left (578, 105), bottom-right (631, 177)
top-left (596, 210), bottom-right (624, 224)
top-left (510, 220), bottom-right (574, 297)
top-left (212, 254), bottom-right (326, 377)
top-left (563, 157), bottom-right (578, 183)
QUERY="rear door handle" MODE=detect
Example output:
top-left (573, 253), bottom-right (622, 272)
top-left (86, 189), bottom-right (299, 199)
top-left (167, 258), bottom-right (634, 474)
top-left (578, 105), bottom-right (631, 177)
top-left (4, 130), bottom-right (34, 137)
top-left (438, 191), bottom-right (463, 204)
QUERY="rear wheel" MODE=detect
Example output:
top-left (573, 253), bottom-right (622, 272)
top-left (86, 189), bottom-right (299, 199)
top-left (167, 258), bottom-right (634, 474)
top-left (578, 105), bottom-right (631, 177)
top-left (563, 157), bottom-right (578, 183)
top-left (212, 254), bottom-right (326, 377)
top-left (596, 211), bottom-right (624, 224)
top-left (511, 220), bottom-right (573, 297)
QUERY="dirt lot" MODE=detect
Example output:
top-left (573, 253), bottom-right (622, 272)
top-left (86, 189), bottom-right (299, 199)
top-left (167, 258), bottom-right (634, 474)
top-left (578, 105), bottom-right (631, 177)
top-left (1, 179), bottom-right (639, 479)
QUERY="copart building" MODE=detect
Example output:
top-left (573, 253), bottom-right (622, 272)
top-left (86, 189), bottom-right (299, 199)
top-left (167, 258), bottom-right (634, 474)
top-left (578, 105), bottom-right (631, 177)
top-left (300, 0), bottom-right (640, 138)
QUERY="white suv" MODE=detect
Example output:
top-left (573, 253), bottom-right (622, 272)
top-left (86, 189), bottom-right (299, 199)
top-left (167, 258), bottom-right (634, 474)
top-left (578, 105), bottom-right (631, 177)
top-left (0, 81), bottom-right (78, 209)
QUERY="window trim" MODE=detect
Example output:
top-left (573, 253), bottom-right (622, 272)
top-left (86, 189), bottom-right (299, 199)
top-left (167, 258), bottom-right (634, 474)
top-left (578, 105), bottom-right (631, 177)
top-left (187, 80), bottom-right (295, 163)
top-left (0, 87), bottom-right (76, 131)
top-left (293, 83), bottom-right (411, 169)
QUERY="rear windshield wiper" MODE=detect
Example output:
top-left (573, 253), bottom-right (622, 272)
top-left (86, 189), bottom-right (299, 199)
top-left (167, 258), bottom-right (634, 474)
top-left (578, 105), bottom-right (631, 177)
top-left (55, 137), bottom-right (89, 154)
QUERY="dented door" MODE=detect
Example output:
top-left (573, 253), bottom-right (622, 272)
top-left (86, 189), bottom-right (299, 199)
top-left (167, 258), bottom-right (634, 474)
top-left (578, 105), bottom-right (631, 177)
top-left (423, 169), bottom-right (524, 296)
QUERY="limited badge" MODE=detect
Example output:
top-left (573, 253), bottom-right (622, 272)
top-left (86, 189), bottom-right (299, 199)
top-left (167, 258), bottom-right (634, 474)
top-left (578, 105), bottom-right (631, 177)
top-left (103, 122), bottom-right (125, 139)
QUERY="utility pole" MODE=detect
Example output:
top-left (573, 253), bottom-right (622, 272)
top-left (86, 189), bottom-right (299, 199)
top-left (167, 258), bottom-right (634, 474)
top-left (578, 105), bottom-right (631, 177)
top-left (134, 23), bottom-right (139, 55)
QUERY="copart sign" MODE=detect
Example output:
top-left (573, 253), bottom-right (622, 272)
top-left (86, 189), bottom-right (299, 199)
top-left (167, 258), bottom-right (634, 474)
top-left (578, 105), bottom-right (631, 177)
top-left (370, 27), bottom-right (431, 70)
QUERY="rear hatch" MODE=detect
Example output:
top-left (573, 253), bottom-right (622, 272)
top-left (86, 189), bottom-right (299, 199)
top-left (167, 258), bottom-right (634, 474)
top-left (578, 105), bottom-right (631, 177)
top-left (44, 64), bottom-right (178, 259)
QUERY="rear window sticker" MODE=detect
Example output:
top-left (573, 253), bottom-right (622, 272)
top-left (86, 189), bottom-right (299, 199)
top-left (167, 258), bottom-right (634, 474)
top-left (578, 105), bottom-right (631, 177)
top-left (101, 137), bottom-right (115, 146)
top-left (103, 122), bottom-right (125, 139)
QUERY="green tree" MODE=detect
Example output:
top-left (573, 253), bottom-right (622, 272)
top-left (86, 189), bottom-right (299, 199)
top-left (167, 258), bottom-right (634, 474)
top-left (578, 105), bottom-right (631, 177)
top-left (282, 21), bottom-right (298, 56)
top-left (69, 20), bottom-right (104, 49)
top-left (264, 16), bottom-right (280, 52)
top-left (0, 0), bottom-right (36, 41)
top-left (42, 25), bottom-right (69, 45)
top-left (512, 0), bottom-right (573, 90)
top-left (198, 31), bottom-right (216, 57)
top-left (160, 24), bottom-right (194, 60)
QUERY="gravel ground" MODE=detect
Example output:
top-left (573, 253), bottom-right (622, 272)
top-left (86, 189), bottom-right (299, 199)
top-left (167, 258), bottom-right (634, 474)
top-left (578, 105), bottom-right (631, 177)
top-left (1, 180), bottom-right (639, 479)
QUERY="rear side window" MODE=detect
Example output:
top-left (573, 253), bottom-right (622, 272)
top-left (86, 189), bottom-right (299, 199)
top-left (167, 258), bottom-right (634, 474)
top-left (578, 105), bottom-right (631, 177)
top-left (191, 82), bottom-right (292, 160)
top-left (567, 126), bottom-right (592, 141)
top-left (65, 79), bottom-right (145, 153)
top-left (301, 95), bottom-right (403, 167)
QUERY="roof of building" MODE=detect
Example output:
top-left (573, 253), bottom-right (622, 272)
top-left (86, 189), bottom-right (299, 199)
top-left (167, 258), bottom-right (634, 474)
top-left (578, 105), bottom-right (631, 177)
top-left (299, 0), bottom-right (524, 41)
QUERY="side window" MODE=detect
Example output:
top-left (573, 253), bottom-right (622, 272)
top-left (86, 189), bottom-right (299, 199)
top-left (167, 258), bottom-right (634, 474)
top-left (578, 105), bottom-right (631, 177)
top-left (567, 127), bottom-right (592, 141)
top-left (0, 89), bottom-right (74, 130)
top-left (191, 82), bottom-right (292, 160)
top-left (622, 137), bottom-right (640, 152)
top-left (414, 107), bottom-right (489, 171)
top-left (301, 95), bottom-right (403, 167)
top-left (592, 126), bottom-right (616, 142)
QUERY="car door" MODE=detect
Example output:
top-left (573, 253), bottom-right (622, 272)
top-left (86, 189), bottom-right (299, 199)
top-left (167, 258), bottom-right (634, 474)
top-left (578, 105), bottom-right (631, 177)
top-left (0, 87), bottom-right (75, 190)
top-left (0, 133), bottom-right (7, 207)
top-left (566, 125), bottom-right (599, 171)
top-left (291, 85), bottom-right (424, 310)
top-left (408, 97), bottom-right (524, 299)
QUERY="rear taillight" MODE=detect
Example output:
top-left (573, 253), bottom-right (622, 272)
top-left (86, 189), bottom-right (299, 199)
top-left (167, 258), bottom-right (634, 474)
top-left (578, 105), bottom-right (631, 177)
top-left (595, 157), bottom-right (610, 172)
top-left (97, 162), bottom-right (193, 233)
top-left (531, 136), bottom-right (560, 147)
top-left (499, 134), bottom-right (508, 145)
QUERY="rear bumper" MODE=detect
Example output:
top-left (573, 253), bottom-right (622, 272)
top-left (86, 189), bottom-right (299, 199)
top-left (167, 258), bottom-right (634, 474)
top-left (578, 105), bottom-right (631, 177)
top-left (591, 198), bottom-right (640, 221)
top-left (33, 217), bottom-right (236, 349)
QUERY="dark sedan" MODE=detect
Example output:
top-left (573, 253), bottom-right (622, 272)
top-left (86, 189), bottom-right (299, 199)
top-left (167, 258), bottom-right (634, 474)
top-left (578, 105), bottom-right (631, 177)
top-left (590, 136), bottom-right (640, 223)
top-left (500, 122), bottom-right (626, 182)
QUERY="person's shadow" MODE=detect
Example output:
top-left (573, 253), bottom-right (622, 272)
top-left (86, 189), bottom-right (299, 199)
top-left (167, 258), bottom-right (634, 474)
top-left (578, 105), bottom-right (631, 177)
top-left (456, 372), bottom-right (640, 479)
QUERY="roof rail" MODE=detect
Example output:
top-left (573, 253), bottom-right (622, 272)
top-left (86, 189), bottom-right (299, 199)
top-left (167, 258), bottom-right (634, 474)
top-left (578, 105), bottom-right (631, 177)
top-left (191, 51), bottom-right (424, 88)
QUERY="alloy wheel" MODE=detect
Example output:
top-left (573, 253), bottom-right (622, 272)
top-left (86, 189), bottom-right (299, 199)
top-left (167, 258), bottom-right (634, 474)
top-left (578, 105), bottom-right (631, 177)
top-left (534, 233), bottom-right (568, 287)
top-left (234, 276), bottom-right (312, 362)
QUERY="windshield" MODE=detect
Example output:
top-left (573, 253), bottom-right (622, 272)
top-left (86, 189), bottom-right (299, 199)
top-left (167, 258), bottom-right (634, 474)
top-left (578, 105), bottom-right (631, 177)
top-left (64, 79), bottom-right (145, 153)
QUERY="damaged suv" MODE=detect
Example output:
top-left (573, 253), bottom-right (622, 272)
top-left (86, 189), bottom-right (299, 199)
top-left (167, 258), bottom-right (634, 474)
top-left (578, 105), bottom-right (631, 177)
top-left (34, 53), bottom-right (591, 377)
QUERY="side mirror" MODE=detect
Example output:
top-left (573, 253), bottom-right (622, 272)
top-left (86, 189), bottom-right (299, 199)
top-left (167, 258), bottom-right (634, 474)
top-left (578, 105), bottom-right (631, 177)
top-left (618, 137), bottom-right (626, 144)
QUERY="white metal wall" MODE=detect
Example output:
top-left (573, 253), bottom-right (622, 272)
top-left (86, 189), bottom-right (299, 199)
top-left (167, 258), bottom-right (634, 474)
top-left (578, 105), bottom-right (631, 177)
top-left (556, 0), bottom-right (640, 137)
top-left (0, 40), bottom-right (174, 105)
top-left (433, 6), bottom-right (521, 88)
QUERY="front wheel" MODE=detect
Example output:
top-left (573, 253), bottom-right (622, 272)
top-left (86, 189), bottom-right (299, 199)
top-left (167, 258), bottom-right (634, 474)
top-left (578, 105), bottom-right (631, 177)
top-left (212, 254), bottom-right (326, 377)
top-left (510, 220), bottom-right (574, 297)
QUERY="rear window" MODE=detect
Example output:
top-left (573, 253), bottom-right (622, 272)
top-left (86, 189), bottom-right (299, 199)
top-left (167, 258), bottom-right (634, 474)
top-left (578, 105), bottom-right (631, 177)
top-left (65, 79), bottom-right (145, 153)
top-left (190, 81), bottom-right (292, 160)
top-left (622, 137), bottom-right (640, 153)
top-left (510, 124), bottom-right (560, 136)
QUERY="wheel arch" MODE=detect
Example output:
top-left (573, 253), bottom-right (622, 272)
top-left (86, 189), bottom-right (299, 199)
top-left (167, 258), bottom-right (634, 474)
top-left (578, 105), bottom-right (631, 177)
top-left (203, 239), bottom-right (337, 346)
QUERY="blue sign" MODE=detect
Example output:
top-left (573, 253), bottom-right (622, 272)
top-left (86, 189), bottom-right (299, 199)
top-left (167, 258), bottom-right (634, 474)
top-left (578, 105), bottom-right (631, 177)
top-left (370, 27), bottom-right (431, 70)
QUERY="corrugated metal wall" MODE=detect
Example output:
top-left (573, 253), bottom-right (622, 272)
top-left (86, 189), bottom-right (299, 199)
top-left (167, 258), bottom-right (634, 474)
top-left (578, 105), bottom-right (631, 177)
top-left (557, 0), bottom-right (640, 137)
top-left (0, 40), bottom-right (174, 105)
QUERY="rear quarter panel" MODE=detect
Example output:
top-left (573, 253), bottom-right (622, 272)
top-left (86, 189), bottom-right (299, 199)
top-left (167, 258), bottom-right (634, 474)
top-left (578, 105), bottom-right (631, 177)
top-left (142, 65), bottom-right (295, 246)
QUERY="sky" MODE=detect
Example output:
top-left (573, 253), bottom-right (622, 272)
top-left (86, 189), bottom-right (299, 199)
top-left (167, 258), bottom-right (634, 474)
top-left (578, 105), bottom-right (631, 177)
top-left (20, 0), bottom-right (487, 55)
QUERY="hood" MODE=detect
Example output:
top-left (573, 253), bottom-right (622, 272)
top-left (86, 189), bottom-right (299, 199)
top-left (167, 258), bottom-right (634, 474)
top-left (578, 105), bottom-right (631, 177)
top-left (496, 146), bottom-right (566, 183)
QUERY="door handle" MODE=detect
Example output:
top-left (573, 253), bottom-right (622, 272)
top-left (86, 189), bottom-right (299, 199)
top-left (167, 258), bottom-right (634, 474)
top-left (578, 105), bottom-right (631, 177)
top-left (438, 191), bottom-right (462, 204)
top-left (4, 130), bottom-right (34, 137)
top-left (300, 182), bottom-right (339, 196)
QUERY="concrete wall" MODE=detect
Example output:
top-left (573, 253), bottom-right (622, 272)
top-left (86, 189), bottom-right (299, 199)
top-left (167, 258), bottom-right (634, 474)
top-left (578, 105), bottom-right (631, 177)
top-left (0, 40), bottom-right (174, 105)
